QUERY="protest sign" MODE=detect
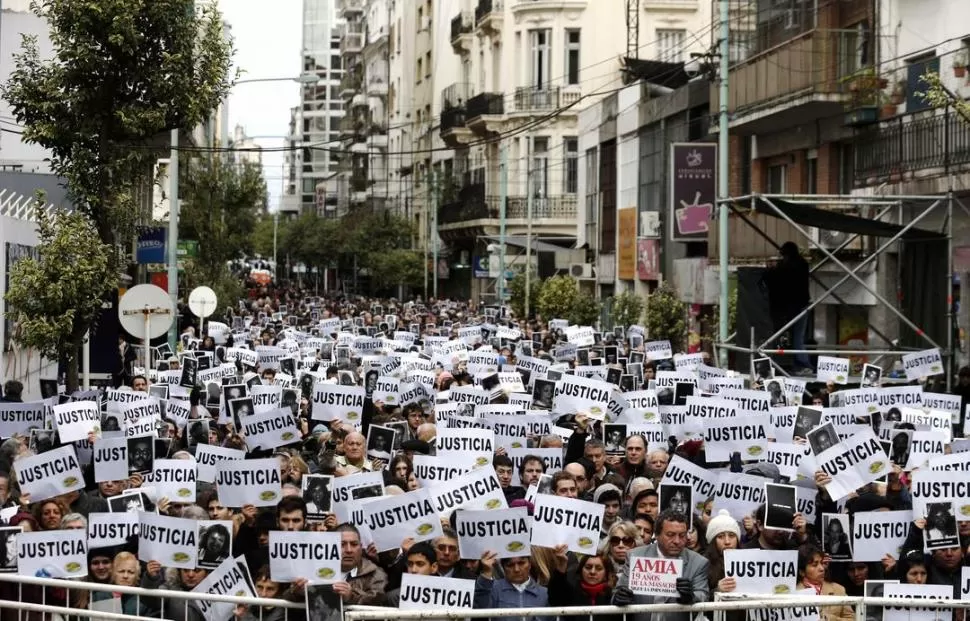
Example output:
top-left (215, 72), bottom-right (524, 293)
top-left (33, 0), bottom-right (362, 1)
top-left (702, 415), bottom-right (771, 462)
top-left (193, 557), bottom-right (256, 621)
top-left (815, 428), bottom-right (889, 501)
top-left (17, 529), bottom-right (87, 579)
top-left (724, 549), bottom-right (798, 595)
top-left (455, 507), bottom-right (531, 560)
top-left (765, 443), bottom-right (808, 481)
top-left (251, 385), bottom-right (282, 414)
top-left (909, 471), bottom-right (970, 520)
top-left (374, 376), bottom-right (400, 404)
top-left (901, 349), bottom-right (944, 380)
top-left (215, 458), bottom-right (282, 507)
top-left (241, 407), bottom-right (301, 450)
top-left (429, 465), bottom-right (507, 514)
top-left (88, 512), bottom-right (139, 548)
top-left (628, 556), bottom-right (683, 597)
top-left (435, 427), bottom-right (495, 470)
top-left (93, 436), bottom-right (129, 483)
top-left (51, 401), bottom-right (101, 443)
top-left (398, 573), bottom-right (476, 611)
top-left (659, 455), bottom-right (717, 508)
top-left (0, 401), bottom-right (46, 438)
top-left (164, 399), bottom-right (191, 428)
top-left (412, 455), bottom-right (468, 488)
top-left (883, 583), bottom-right (952, 621)
top-left (508, 447), bottom-right (564, 481)
top-left (746, 588), bottom-right (820, 621)
top-left (144, 458), bottom-right (197, 503)
top-left (195, 444), bottom-right (246, 483)
top-left (530, 494), bottom-right (604, 554)
top-left (905, 431), bottom-right (946, 470)
top-left (16, 445), bottom-right (85, 502)
top-left (137, 511), bottom-right (197, 569)
top-left (120, 397), bottom-right (161, 429)
top-left (712, 472), bottom-right (767, 521)
top-left (332, 471), bottom-right (385, 525)
top-left (851, 510), bottom-right (912, 562)
top-left (645, 340), bottom-right (673, 361)
top-left (553, 374), bottom-right (611, 420)
top-left (364, 488), bottom-right (442, 552)
top-left (269, 531), bottom-right (342, 584)
top-left (816, 356), bottom-right (850, 384)
top-left (926, 451), bottom-right (970, 473)
top-left (311, 383), bottom-right (365, 423)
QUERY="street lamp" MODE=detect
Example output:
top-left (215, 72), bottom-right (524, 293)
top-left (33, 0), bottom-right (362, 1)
top-left (166, 72), bottom-right (320, 347)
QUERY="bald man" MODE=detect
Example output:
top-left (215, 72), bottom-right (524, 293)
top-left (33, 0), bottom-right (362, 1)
top-left (564, 462), bottom-right (591, 499)
top-left (335, 432), bottom-right (374, 474)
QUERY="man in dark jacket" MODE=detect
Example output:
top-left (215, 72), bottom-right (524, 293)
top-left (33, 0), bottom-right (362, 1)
top-left (764, 241), bottom-right (811, 374)
top-left (0, 381), bottom-right (22, 403)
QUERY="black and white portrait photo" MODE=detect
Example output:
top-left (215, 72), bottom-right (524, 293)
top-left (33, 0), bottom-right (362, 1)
top-left (179, 356), bottom-right (198, 388)
top-left (306, 584), bottom-right (343, 621)
top-left (765, 379), bottom-right (787, 407)
top-left (29, 429), bottom-right (56, 455)
top-left (197, 521), bottom-right (232, 569)
top-left (149, 384), bottom-right (169, 400)
top-left (187, 420), bottom-right (210, 448)
top-left (279, 357), bottom-right (296, 377)
top-left (126, 435), bottom-right (155, 474)
top-left (532, 379), bottom-right (555, 410)
top-left (807, 422), bottom-right (840, 456)
top-left (101, 413), bottom-right (122, 434)
top-left (109, 490), bottom-right (154, 514)
top-left (223, 384), bottom-right (246, 406)
top-left (303, 475), bottom-right (333, 520)
top-left (861, 363), bottom-right (882, 388)
top-left (366, 425), bottom-right (395, 464)
top-left (764, 483), bottom-right (797, 532)
top-left (924, 502), bottom-right (959, 551)
top-left (889, 429), bottom-right (912, 468)
top-left (793, 407), bottom-right (823, 441)
top-left (822, 513), bottom-right (852, 561)
top-left (659, 484), bottom-right (693, 528)
top-left (753, 357), bottom-right (773, 383)
top-left (229, 397), bottom-right (255, 429)
top-left (673, 381), bottom-right (694, 407)
top-left (535, 473), bottom-right (554, 496)
top-left (604, 423), bottom-right (627, 456)
top-left (350, 484), bottom-right (383, 501)
top-left (0, 526), bottom-right (21, 573)
top-left (281, 389), bottom-right (300, 417)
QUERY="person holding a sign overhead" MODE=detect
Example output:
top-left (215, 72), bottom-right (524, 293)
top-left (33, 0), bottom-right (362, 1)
top-left (612, 510), bottom-right (710, 620)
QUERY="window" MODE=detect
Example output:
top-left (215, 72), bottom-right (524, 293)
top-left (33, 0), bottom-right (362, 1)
top-left (565, 29), bottom-right (581, 85)
top-left (767, 164), bottom-right (787, 193)
top-left (805, 150), bottom-right (818, 194)
top-left (839, 21), bottom-right (871, 78)
top-left (906, 53), bottom-right (939, 113)
top-left (425, 52), bottom-right (432, 79)
top-left (530, 137), bottom-right (549, 198)
top-left (416, 58), bottom-right (423, 82)
top-left (585, 147), bottom-right (599, 248)
top-left (564, 137), bottom-right (578, 194)
top-left (529, 29), bottom-right (552, 88)
top-left (657, 29), bottom-right (686, 63)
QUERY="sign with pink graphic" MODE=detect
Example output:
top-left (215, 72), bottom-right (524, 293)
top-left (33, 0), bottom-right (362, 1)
top-left (637, 239), bottom-right (660, 281)
top-left (670, 143), bottom-right (717, 241)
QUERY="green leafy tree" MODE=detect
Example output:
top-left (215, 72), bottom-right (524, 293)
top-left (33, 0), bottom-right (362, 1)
top-left (645, 282), bottom-right (688, 352)
top-left (284, 211), bottom-right (346, 274)
top-left (367, 249), bottom-right (424, 294)
top-left (920, 72), bottom-right (970, 121)
top-left (508, 270), bottom-right (543, 319)
top-left (611, 290), bottom-right (646, 329)
top-left (4, 209), bottom-right (112, 391)
top-left (250, 215), bottom-right (282, 259)
top-left (537, 275), bottom-right (601, 326)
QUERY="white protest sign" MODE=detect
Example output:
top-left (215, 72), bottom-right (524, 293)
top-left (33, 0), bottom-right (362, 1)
top-left (659, 455), bottom-right (717, 508)
top-left (553, 374), bottom-right (611, 420)
top-left (331, 471), bottom-right (385, 524)
top-left (816, 428), bottom-right (889, 501)
top-left (429, 465), bottom-right (507, 514)
top-left (910, 471), bottom-right (970, 521)
top-left (508, 448), bottom-right (564, 482)
top-left (93, 436), bottom-right (129, 483)
top-left (364, 488), bottom-right (443, 552)
top-left (88, 512), bottom-right (139, 548)
top-left (0, 401), bottom-right (46, 438)
top-left (902, 349), bottom-right (944, 380)
top-left (455, 507), bottom-right (531, 560)
top-left (137, 511), bottom-right (198, 569)
top-left (16, 445), bottom-right (85, 502)
top-left (645, 340), bottom-right (673, 361)
top-left (51, 401), bottom-right (101, 443)
top-left (702, 415), bottom-right (771, 462)
top-left (816, 356), bottom-right (850, 384)
top-left (435, 428), bottom-right (495, 471)
top-left (565, 326), bottom-right (595, 347)
top-left (724, 549), bottom-right (798, 595)
top-left (883, 583), bottom-right (952, 621)
top-left (105, 389), bottom-right (148, 413)
top-left (241, 407), bottom-right (301, 450)
top-left (215, 458), bottom-right (282, 507)
top-left (144, 458), bottom-right (197, 503)
top-left (412, 455), bottom-right (469, 488)
top-left (711, 471), bottom-right (766, 521)
top-left (311, 383), bottom-right (365, 423)
top-left (905, 431), bottom-right (946, 470)
top-left (746, 588), bottom-right (820, 621)
top-left (531, 494), bottom-right (604, 555)
top-left (195, 444), bottom-right (246, 483)
top-left (268, 531), bottom-right (342, 584)
top-left (764, 443), bottom-right (809, 481)
top-left (374, 376), bottom-right (400, 405)
top-left (398, 573), bottom-right (476, 611)
top-left (17, 529), bottom-right (87, 578)
top-left (120, 397), bottom-right (161, 430)
top-left (851, 510), bottom-right (913, 562)
top-left (927, 451), bottom-right (970, 474)
top-left (628, 556), bottom-right (683, 597)
top-left (900, 408), bottom-right (952, 444)
top-left (164, 399), bottom-right (191, 428)
top-left (193, 557), bottom-right (256, 621)
top-left (251, 385), bottom-right (282, 414)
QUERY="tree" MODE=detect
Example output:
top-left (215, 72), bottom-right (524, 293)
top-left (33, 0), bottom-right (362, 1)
top-left (920, 72), bottom-right (970, 122)
top-left (537, 275), bottom-right (601, 326)
top-left (645, 282), bottom-right (688, 352)
top-left (367, 249), bottom-right (424, 294)
top-left (4, 209), bottom-right (112, 391)
top-left (611, 290), bottom-right (646, 329)
top-left (508, 270), bottom-right (543, 319)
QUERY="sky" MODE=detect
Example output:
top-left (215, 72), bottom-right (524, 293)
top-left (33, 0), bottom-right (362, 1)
top-left (219, 0), bottom-right (303, 212)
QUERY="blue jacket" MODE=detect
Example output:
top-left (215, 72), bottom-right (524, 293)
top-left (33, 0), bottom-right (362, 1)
top-left (474, 575), bottom-right (550, 621)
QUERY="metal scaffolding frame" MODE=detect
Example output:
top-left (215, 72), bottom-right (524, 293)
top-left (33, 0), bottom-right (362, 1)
top-left (714, 192), bottom-right (962, 389)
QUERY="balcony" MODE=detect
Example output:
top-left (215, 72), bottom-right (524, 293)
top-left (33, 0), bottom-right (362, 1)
top-left (366, 76), bottom-right (388, 97)
top-left (440, 82), bottom-right (474, 147)
top-left (854, 109), bottom-right (970, 187)
top-left (500, 195), bottom-right (578, 219)
top-left (438, 182), bottom-right (489, 226)
top-left (367, 125), bottom-right (388, 150)
top-left (474, 0), bottom-right (503, 37)
top-left (339, 0), bottom-right (364, 17)
top-left (511, 0), bottom-right (587, 14)
top-left (437, 187), bottom-right (579, 242)
top-left (340, 26), bottom-right (364, 55)
top-left (466, 92), bottom-right (505, 136)
top-left (642, 0), bottom-right (698, 9)
top-left (711, 29), bottom-right (861, 133)
top-left (450, 12), bottom-right (474, 54)
top-left (339, 70), bottom-right (362, 99)
top-left (510, 86), bottom-right (581, 114)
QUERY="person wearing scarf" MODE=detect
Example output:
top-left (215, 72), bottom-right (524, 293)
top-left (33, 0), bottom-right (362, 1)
top-left (548, 545), bottom-right (618, 611)
top-left (796, 544), bottom-right (853, 621)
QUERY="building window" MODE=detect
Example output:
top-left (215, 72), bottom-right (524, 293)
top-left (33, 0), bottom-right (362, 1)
top-left (585, 147), bottom-right (599, 248)
top-left (531, 137), bottom-right (549, 198)
top-left (906, 53), bottom-right (939, 113)
top-left (564, 137), bottom-right (578, 194)
top-left (767, 164), bottom-right (787, 193)
top-left (416, 58), bottom-right (423, 82)
top-left (425, 52), bottom-right (432, 79)
top-left (565, 29), bottom-right (581, 85)
top-left (657, 29), bottom-right (686, 63)
top-left (529, 29), bottom-right (552, 88)
top-left (839, 21), bottom-right (871, 78)
top-left (805, 151), bottom-right (818, 194)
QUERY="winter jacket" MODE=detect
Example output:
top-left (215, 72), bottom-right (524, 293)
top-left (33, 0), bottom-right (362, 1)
top-left (613, 542), bottom-right (710, 621)
top-left (796, 581), bottom-right (854, 621)
top-left (473, 575), bottom-right (550, 621)
top-left (344, 557), bottom-right (389, 606)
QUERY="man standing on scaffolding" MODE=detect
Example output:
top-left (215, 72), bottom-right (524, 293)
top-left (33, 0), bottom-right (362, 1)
top-left (765, 241), bottom-right (813, 376)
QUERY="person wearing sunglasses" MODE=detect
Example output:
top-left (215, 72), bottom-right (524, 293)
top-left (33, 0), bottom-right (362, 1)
top-left (600, 521), bottom-right (643, 574)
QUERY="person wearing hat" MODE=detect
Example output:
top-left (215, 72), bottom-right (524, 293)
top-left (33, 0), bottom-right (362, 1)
top-left (704, 510), bottom-right (741, 594)
top-left (593, 483), bottom-right (624, 537)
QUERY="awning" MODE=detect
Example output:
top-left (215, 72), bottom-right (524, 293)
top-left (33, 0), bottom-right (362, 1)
top-left (482, 235), bottom-right (575, 253)
top-left (743, 197), bottom-right (946, 241)
top-left (622, 57), bottom-right (691, 90)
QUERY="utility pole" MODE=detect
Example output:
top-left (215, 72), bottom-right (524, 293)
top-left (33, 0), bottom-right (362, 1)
top-left (717, 0), bottom-right (730, 367)
top-left (498, 146), bottom-right (508, 305)
top-left (524, 137), bottom-right (534, 318)
top-left (431, 169), bottom-right (439, 299)
top-left (166, 128), bottom-right (180, 349)
top-left (272, 211), bottom-right (279, 282)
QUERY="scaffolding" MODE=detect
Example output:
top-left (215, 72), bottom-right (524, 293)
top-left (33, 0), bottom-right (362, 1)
top-left (713, 192), bottom-right (963, 389)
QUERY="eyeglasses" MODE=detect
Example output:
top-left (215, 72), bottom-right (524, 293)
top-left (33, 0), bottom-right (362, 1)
top-left (610, 536), bottom-right (636, 547)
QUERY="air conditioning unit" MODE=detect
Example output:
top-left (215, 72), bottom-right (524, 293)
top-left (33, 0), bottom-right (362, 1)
top-left (812, 228), bottom-right (864, 251)
top-left (570, 263), bottom-right (595, 279)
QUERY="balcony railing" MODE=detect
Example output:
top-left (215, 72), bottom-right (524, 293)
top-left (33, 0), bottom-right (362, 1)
top-left (475, 0), bottom-right (502, 25)
top-left (488, 195), bottom-right (578, 218)
top-left (854, 109), bottom-right (970, 184)
top-left (339, 0), bottom-right (364, 16)
top-left (441, 107), bottom-right (467, 132)
top-left (451, 13), bottom-right (473, 42)
top-left (466, 92), bottom-right (505, 118)
top-left (513, 86), bottom-right (567, 113)
top-left (438, 182), bottom-right (488, 225)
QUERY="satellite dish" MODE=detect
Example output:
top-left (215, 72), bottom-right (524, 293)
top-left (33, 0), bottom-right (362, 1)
top-left (118, 284), bottom-right (175, 340)
top-left (188, 286), bottom-right (218, 319)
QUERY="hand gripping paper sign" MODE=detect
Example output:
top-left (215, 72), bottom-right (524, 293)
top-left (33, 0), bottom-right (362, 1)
top-left (628, 556), bottom-right (683, 597)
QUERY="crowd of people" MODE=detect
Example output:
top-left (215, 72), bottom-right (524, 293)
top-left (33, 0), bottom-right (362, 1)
top-left (0, 286), bottom-right (968, 621)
